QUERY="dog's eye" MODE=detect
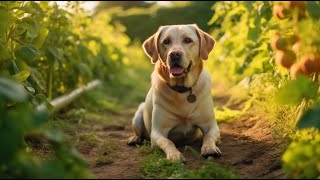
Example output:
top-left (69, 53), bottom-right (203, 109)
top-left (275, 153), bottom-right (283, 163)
top-left (163, 39), bottom-right (171, 45)
top-left (184, 38), bottom-right (192, 44)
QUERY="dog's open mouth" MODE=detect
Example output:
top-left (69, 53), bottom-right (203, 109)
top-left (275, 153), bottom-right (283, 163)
top-left (169, 64), bottom-right (185, 76)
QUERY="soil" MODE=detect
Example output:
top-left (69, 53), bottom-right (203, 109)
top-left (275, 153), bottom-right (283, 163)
top-left (75, 95), bottom-right (288, 179)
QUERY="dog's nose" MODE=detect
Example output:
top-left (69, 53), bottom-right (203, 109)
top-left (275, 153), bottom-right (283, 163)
top-left (169, 51), bottom-right (182, 60)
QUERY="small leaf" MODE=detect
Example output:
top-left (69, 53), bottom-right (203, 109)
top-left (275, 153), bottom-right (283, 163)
top-left (32, 28), bottom-right (49, 48)
top-left (12, 70), bottom-right (30, 82)
top-left (33, 104), bottom-right (49, 127)
top-left (275, 76), bottom-right (318, 105)
top-left (15, 44), bottom-right (40, 61)
top-left (0, 117), bottom-right (23, 164)
top-left (34, 94), bottom-right (54, 112)
top-left (297, 104), bottom-right (320, 129)
top-left (11, 60), bottom-right (20, 74)
top-left (0, 7), bottom-right (15, 36)
top-left (306, 1), bottom-right (320, 19)
top-left (0, 77), bottom-right (28, 102)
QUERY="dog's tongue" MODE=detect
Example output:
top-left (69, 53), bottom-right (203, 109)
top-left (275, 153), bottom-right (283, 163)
top-left (170, 67), bottom-right (184, 74)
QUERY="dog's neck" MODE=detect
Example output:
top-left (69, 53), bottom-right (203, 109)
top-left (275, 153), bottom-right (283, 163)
top-left (156, 59), bottom-right (203, 90)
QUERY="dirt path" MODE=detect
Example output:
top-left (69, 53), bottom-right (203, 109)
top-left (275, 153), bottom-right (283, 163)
top-left (76, 96), bottom-right (288, 179)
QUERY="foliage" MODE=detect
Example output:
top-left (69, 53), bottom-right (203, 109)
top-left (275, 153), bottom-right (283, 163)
top-left (297, 103), bottom-right (320, 129)
top-left (139, 142), bottom-right (237, 179)
top-left (282, 129), bottom-right (320, 178)
top-left (182, 161), bottom-right (238, 179)
top-left (0, 1), bottom-right (128, 99)
top-left (0, 77), bottom-right (93, 178)
top-left (206, 1), bottom-right (320, 178)
top-left (0, 1), bottom-right (130, 178)
top-left (94, 1), bottom-right (155, 12)
top-left (98, 1), bottom-right (217, 43)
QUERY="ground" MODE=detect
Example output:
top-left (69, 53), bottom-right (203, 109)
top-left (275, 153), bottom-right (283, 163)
top-left (56, 90), bottom-right (289, 179)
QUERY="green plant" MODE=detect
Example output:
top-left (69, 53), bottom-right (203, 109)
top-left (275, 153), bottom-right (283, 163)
top-left (282, 129), bottom-right (320, 178)
top-left (0, 1), bottom-right (131, 178)
top-left (0, 77), bottom-right (93, 178)
top-left (206, 1), bottom-right (320, 178)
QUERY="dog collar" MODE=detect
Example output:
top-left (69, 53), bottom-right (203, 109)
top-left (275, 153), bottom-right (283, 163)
top-left (167, 84), bottom-right (197, 103)
top-left (166, 62), bottom-right (196, 103)
top-left (168, 85), bottom-right (191, 93)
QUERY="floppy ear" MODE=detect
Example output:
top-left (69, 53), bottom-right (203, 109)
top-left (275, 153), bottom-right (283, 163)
top-left (142, 26), bottom-right (164, 64)
top-left (193, 24), bottom-right (215, 60)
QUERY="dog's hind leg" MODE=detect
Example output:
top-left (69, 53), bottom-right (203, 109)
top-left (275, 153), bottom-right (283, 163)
top-left (127, 102), bottom-right (146, 145)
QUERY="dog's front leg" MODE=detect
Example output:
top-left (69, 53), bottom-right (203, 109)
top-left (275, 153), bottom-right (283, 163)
top-left (151, 128), bottom-right (185, 161)
top-left (199, 120), bottom-right (222, 157)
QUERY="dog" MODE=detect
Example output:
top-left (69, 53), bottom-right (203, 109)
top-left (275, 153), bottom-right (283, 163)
top-left (127, 24), bottom-right (221, 161)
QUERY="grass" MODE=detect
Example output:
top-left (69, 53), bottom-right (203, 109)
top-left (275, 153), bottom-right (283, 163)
top-left (95, 140), bottom-right (119, 166)
top-left (138, 141), bottom-right (238, 179)
top-left (95, 156), bottom-right (114, 166)
top-left (78, 133), bottom-right (102, 148)
top-left (247, 73), bottom-right (298, 140)
top-left (182, 160), bottom-right (238, 179)
top-left (139, 142), bottom-right (184, 179)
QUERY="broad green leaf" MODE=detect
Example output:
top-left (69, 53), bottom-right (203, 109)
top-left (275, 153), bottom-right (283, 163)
top-left (0, 38), bottom-right (10, 60)
top-left (275, 76), bottom-right (318, 105)
top-left (77, 63), bottom-right (93, 79)
top-left (0, 116), bottom-right (23, 164)
top-left (34, 94), bottom-right (54, 112)
top-left (29, 68), bottom-right (45, 91)
top-left (306, 1), bottom-right (320, 19)
top-left (33, 103), bottom-right (49, 127)
top-left (15, 44), bottom-right (40, 61)
top-left (297, 104), bottom-right (320, 129)
top-left (45, 47), bottom-right (62, 65)
top-left (44, 129), bottom-right (65, 144)
top-left (32, 28), bottom-right (49, 48)
top-left (12, 70), bottom-right (30, 82)
top-left (0, 77), bottom-right (28, 102)
top-left (11, 60), bottom-right (20, 74)
top-left (0, 7), bottom-right (14, 35)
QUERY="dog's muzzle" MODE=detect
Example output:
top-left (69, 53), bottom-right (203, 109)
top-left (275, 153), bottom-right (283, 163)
top-left (169, 62), bottom-right (192, 77)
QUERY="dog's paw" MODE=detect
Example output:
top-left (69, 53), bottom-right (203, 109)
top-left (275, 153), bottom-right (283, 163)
top-left (166, 151), bottom-right (185, 162)
top-left (201, 145), bottom-right (222, 158)
top-left (127, 136), bottom-right (142, 146)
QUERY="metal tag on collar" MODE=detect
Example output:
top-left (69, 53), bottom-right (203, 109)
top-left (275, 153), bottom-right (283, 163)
top-left (187, 88), bottom-right (196, 103)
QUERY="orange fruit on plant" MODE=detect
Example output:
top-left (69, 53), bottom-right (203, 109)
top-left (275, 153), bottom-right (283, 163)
top-left (289, 35), bottom-right (300, 44)
top-left (300, 55), bottom-right (320, 73)
top-left (275, 50), bottom-right (296, 68)
top-left (271, 34), bottom-right (288, 51)
top-left (290, 62), bottom-right (308, 79)
top-left (289, 1), bottom-right (305, 8)
top-left (273, 4), bottom-right (291, 20)
top-left (292, 42), bottom-right (301, 53)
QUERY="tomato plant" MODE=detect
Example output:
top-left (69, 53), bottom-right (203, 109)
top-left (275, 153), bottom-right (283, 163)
top-left (206, 1), bottom-right (320, 178)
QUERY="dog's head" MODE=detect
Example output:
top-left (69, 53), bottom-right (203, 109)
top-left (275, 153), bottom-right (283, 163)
top-left (142, 24), bottom-right (215, 79)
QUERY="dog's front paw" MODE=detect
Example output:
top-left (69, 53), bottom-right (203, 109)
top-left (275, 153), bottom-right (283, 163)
top-left (166, 151), bottom-right (185, 162)
top-left (127, 135), bottom-right (142, 146)
top-left (201, 145), bottom-right (222, 158)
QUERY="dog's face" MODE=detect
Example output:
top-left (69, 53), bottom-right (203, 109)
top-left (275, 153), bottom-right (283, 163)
top-left (142, 24), bottom-right (215, 79)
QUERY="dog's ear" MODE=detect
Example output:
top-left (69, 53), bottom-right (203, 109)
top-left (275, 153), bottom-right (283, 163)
top-left (193, 24), bottom-right (215, 60)
top-left (142, 26), bottom-right (164, 64)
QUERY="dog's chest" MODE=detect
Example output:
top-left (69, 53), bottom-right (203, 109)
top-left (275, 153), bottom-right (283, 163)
top-left (170, 119), bottom-right (197, 137)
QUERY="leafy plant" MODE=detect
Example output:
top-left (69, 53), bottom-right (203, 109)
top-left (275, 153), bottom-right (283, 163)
top-left (0, 77), bottom-right (93, 178)
top-left (206, 1), bottom-right (320, 178)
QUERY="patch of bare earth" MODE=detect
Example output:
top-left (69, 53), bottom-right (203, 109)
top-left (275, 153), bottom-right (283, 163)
top-left (75, 96), bottom-right (288, 179)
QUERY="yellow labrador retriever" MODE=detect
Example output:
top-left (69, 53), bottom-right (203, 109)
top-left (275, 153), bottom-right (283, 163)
top-left (127, 24), bottom-right (221, 161)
